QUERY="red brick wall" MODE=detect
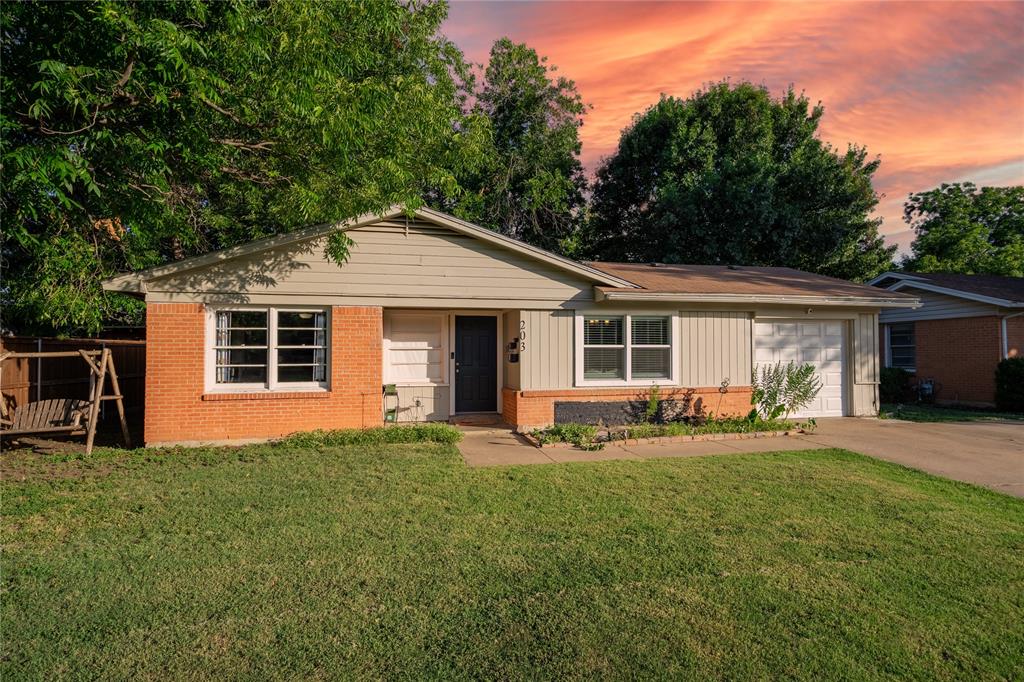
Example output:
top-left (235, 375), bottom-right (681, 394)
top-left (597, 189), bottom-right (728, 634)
top-left (145, 303), bottom-right (382, 445)
top-left (1007, 315), bottom-right (1024, 359)
top-left (502, 386), bottom-right (753, 430)
top-left (915, 316), bottom-right (1002, 406)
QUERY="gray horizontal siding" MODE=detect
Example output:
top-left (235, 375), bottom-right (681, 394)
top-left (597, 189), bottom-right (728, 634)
top-left (879, 289), bottom-right (996, 322)
top-left (146, 220), bottom-right (594, 308)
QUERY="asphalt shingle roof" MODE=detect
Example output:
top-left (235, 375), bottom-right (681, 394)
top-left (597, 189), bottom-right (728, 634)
top-left (586, 262), bottom-right (916, 300)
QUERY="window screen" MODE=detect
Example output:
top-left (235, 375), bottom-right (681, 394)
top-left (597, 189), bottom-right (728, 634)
top-left (888, 323), bottom-right (915, 370)
top-left (215, 310), bottom-right (268, 384)
top-left (276, 311), bottom-right (327, 383)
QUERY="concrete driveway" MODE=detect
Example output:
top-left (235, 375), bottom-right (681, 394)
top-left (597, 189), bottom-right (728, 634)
top-left (799, 418), bottom-right (1024, 498)
top-left (459, 418), bottom-right (1024, 497)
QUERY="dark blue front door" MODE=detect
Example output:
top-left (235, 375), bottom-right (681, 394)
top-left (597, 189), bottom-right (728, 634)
top-left (455, 316), bottom-right (497, 412)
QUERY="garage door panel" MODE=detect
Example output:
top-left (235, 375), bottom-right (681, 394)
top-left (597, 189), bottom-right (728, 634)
top-left (754, 320), bottom-right (846, 418)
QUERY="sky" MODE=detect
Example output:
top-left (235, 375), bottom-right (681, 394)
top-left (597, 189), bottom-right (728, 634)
top-left (444, 1), bottom-right (1024, 253)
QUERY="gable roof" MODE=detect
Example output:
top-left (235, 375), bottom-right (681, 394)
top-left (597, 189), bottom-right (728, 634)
top-left (868, 271), bottom-right (1024, 308)
top-left (103, 206), bottom-right (637, 294)
top-left (588, 262), bottom-right (919, 307)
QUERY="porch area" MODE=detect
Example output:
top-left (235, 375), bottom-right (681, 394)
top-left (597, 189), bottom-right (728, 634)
top-left (384, 309), bottom-right (518, 424)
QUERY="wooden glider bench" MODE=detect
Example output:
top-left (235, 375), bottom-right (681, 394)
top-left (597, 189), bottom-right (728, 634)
top-left (0, 348), bottom-right (131, 455)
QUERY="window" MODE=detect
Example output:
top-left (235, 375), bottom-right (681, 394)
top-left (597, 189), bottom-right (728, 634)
top-left (631, 316), bottom-right (671, 379)
top-left (886, 323), bottom-right (915, 371)
top-left (579, 313), bottom-right (676, 384)
top-left (384, 312), bottom-right (447, 384)
top-left (584, 317), bottom-right (624, 380)
top-left (209, 308), bottom-right (328, 391)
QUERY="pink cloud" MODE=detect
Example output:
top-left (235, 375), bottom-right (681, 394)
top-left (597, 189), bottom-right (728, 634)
top-left (445, 1), bottom-right (1024, 252)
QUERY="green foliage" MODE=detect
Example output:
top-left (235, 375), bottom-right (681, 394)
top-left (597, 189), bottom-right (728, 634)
top-left (880, 367), bottom-right (914, 404)
top-left (530, 423), bottom-right (602, 450)
top-left (645, 385), bottom-right (661, 422)
top-left (278, 423), bottom-right (463, 448)
top-left (432, 38), bottom-right (588, 253)
top-left (2, 0), bottom-right (484, 334)
top-left (752, 361), bottom-right (823, 421)
top-left (902, 183), bottom-right (1024, 276)
top-left (585, 82), bottom-right (896, 281)
top-left (626, 415), bottom-right (796, 439)
top-left (995, 358), bottom-right (1024, 413)
top-left (323, 231), bottom-right (354, 265)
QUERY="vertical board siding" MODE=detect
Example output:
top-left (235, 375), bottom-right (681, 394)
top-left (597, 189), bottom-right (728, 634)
top-left (393, 385), bottom-right (450, 422)
top-left (678, 312), bottom-right (753, 388)
top-left (851, 312), bottom-right (880, 416)
top-left (502, 311), bottom-right (521, 390)
top-left (854, 312), bottom-right (879, 384)
top-left (519, 310), bottom-right (574, 390)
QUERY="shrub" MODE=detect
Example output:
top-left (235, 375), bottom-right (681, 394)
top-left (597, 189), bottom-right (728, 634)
top-left (995, 358), bottom-right (1024, 412)
top-left (880, 367), bottom-right (913, 404)
top-left (530, 423), bottom-right (602, 450)
top-left (751, 361), bottom-right (822, 421)
top-left (278, 423), bottom-right (463, 448)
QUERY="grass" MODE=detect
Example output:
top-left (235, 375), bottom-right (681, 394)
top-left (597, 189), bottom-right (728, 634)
top-left (880, 403), bottom-right (1024, 423)
top-left (3, 442), bottom-right (1023, 679)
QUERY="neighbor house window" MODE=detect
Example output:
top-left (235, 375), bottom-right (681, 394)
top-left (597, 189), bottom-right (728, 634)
top-left (209, 308), bottom-right (328, 391)
top-left (578, 314), bottom-right (677, 384)
top-left (886, 323), bottom-right (915, 371)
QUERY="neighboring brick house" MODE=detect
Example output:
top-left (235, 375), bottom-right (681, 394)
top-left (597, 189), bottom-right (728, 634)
top-left (104, 207), bottom-right (917, 446)
top-left (870, 272), bottom-right (1024, 407)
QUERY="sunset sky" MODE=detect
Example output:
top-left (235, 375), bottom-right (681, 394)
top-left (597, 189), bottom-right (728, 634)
top-left (444, 1), bottom-right (1024, 252)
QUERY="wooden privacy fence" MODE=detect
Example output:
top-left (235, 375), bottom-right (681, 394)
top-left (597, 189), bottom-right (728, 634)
top-left (0, 337), bottom-right (145, 428)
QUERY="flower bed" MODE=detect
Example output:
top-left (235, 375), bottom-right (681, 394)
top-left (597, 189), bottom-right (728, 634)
top-left (524, 418), bottom-right (806, 450)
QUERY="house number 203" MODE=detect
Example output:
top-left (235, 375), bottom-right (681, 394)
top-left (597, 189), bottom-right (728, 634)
top-left (519, 320), bottom-right (527, 352)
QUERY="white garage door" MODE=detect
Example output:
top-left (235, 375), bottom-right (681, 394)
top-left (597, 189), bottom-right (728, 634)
top-left (754, 320), bottom-right (846, 418)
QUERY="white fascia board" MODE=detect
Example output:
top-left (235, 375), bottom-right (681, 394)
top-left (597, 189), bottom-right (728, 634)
top-left (890, 280), bottom-right (1022, 308)
top-left (867, 271), bottom-right (927, 286)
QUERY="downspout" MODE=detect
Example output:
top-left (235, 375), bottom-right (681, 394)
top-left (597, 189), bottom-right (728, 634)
top-left (1001, 311), bottom-right (1024, 359)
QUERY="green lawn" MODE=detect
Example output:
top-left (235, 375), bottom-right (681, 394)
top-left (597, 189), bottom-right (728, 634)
top-left (3, 442), bottom-right (1023, 679)
top-left (880, 403), bottom-right (1024, 422)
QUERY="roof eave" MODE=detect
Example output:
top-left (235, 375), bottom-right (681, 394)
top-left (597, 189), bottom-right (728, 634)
top-left (867, 271), bottom-right (927, 286)
top-left (889, 280), bottom-right (1022, 307)
top-left (595, 289), bottom-right (921, 308)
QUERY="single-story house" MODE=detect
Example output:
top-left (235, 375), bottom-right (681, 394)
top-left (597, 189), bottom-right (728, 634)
top-left (104, 207), bottom-right (918, 446)
top-left (870, 271), bottom-right (1024, 406)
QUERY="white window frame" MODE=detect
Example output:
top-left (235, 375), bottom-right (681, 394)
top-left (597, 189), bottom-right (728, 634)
top-left (574, 311), bottom-right (680, 387)
top-left (205, 306), bottom-right (330, 393)
top-left (382, 311), bottom-right (449, 386)
top-left (884, 322), bottom-right (916, 373)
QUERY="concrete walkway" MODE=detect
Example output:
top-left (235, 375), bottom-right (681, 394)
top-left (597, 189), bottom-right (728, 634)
top-left (457, 418), bottom-right (1024, 497)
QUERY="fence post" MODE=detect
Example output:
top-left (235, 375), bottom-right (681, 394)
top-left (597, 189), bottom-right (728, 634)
top-left (36, 338), bottom-right (42, 402)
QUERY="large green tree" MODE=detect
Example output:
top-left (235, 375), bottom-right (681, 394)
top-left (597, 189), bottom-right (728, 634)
top-left (901, 183), bottom-right (1024, 277)
top-left (432, 38), bottom-right (588, 253)
top-left (2, 0), bottom-right (485, 335)
top-left (584, 82), bottom-right (895, 280)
